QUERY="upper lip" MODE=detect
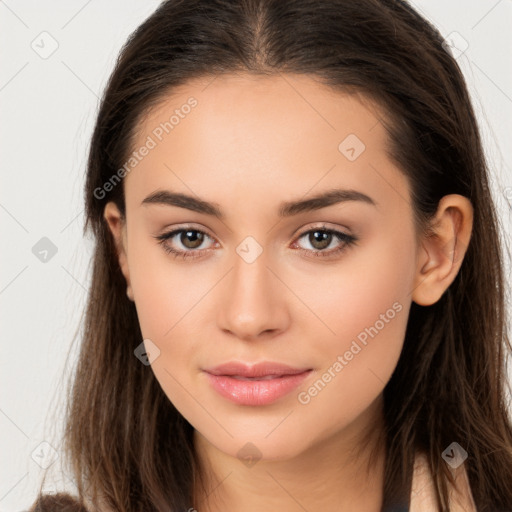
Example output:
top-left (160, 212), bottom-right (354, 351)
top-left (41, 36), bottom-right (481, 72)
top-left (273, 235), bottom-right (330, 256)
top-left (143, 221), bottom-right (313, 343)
top-left (204, 361), bottom-right (312, 378)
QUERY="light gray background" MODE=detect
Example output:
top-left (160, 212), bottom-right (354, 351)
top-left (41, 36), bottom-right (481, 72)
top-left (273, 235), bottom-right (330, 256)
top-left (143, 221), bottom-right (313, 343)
top-left (1, 1), bottom-right (511, 510)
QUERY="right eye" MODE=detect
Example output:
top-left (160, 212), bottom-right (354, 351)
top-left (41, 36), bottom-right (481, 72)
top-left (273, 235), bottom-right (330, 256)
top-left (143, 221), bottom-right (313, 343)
top-left (154, 227), bottom-right (217, 260)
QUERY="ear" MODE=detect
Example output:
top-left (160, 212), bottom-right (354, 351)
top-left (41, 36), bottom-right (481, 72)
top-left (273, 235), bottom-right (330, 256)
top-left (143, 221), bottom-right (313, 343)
top-left (412, 194), bottom-right (473, 306)
top-left (103, 201), bottom-right (134, 301)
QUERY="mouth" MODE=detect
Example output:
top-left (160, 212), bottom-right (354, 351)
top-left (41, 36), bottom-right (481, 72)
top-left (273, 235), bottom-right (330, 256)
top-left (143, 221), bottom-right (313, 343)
top-left (203, 360), bottom-right (312, 378)
top-left (203, 362), bottom-right (313, 406)
top-left (228, 374), bottom-right (290, 380)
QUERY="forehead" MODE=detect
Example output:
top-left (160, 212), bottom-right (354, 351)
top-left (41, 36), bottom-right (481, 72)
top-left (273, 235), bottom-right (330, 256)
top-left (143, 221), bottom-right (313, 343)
top-left (124, 73), bottom-right (409, 218)
top-left (134, 72), bottom-right (386, 150)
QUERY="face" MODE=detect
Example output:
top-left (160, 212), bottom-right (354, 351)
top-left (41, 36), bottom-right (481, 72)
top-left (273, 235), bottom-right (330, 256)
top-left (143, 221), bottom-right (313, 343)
top-left (105, 73), bottom-right (421, 462)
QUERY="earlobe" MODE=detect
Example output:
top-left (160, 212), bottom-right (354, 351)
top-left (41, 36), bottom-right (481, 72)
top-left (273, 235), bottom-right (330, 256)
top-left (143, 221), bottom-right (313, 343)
top-left (412, 195), bottom-right (473, 306)
top-left (103, 201), bottom-right (133, 300)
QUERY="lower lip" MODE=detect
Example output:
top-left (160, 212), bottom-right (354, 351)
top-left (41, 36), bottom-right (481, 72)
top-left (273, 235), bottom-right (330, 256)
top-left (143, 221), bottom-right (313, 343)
top-left (204, 370), bottom-right (312, 406)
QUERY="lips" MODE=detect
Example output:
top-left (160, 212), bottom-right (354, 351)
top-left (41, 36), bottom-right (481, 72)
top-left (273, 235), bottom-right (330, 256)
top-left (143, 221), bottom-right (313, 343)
top-left (230, 375), bottom-right (283, 380)
top-left (203, 361), bottom-right (313, 406)
top-left (204, 361), bottom-right (311, 378)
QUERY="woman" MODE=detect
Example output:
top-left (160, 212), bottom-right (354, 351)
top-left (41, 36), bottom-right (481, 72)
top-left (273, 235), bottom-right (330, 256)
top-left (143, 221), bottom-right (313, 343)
top-left (29, 0), bottom-right (512, 510)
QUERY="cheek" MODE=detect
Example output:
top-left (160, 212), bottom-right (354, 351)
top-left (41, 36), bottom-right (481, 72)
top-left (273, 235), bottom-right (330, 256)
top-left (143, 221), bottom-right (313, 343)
top-left (127, 240), bottom-right (209, 413)
top-left (127, 229), bottom-right (205, 340)
top-left (290, 287), bottom-right (412, 445)
top-left (126, 231), bottom-right (223, 396)
top-left (289, 229), bottom-right (415, 404)
top-left (290, 226), bottom-right (415, 348)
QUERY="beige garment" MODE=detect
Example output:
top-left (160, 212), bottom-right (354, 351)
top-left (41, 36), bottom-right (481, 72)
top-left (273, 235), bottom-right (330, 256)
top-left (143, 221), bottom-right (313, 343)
top-left (410, 452), bottom-right (477, 512)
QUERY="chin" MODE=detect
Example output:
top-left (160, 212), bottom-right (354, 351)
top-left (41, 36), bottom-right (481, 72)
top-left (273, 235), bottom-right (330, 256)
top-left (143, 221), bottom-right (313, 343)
top-left (200, 426), bottom-right (314, 463)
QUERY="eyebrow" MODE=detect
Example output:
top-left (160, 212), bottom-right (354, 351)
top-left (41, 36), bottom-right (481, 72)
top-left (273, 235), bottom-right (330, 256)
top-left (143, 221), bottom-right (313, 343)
top-left (141, 188), bottom-right (377, 219)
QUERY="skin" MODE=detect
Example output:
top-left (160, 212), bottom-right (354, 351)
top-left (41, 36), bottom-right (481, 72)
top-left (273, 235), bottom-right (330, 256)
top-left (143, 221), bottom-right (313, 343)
top-left (103, 72), bottom-right (473, 512)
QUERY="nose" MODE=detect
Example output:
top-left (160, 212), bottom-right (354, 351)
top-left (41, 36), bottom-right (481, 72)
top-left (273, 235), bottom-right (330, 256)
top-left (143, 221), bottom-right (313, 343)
top-left (216, 251), bottom-right (291, 341)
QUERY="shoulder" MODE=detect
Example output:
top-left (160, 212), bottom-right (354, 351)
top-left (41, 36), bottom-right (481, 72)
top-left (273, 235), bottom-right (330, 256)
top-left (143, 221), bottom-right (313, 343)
top-left (27, 492), bottom-right (92, 512)
top-left (410, 451), bottom-right (477, 512)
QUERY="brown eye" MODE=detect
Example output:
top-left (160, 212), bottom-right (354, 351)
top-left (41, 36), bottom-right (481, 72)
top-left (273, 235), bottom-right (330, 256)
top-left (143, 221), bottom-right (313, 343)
top-left (293, 226), bottom-right (357, 259)
top-left (179, 230), bottom-right (205, 249)
top-left (154, 227), bottom-right (215, 259)
top-left (308, 230), bottom-right (333, 250)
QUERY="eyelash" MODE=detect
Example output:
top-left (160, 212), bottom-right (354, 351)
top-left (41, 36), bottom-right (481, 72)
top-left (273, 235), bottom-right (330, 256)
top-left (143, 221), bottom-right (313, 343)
top-left (153, 224), bottom-right (358, 261)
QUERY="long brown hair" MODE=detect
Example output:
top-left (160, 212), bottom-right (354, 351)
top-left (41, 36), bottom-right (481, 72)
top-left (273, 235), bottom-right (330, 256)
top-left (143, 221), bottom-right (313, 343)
top-left (29, 0), bottom-right (512, 510)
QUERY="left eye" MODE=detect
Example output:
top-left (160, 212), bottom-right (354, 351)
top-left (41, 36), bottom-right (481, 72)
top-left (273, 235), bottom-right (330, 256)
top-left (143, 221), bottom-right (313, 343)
top-left (154, 226), bottom-right (357, 260)
top-left (292, 228), bottom-right (357, 258)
